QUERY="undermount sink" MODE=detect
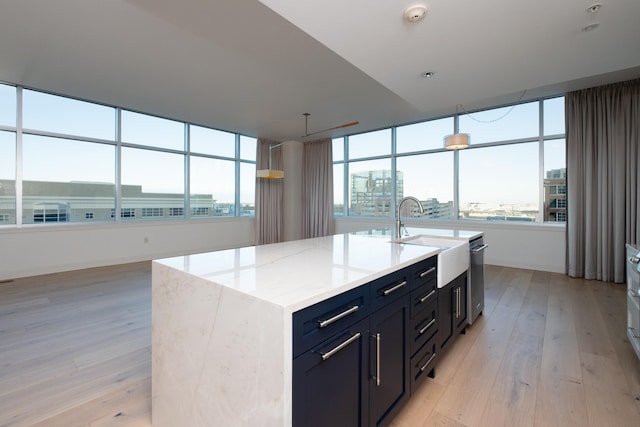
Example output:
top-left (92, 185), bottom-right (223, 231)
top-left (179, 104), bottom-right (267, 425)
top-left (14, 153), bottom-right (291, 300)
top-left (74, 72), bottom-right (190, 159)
top-left (391, 235), bottom-right (469, 288)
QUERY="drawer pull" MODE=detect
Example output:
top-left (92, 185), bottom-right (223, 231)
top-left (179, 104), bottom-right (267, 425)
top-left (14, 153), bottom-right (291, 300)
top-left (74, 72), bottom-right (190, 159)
top-left (420, 352), bottom-right (436, 372)
top-left (320, 332), bottom-right (361, 361)
top-left (419, 267), bottom-right (436, 278)
top-left (375, 333), bottom-right (381, 386)
top-left (382, 281), bottom-right (407, 296)
top-left (318, 305), bottom-right (359, 328)
top-left (419, 289), bottom-right (436, 303)
top-left (419, 318), bottom-right (436, 335)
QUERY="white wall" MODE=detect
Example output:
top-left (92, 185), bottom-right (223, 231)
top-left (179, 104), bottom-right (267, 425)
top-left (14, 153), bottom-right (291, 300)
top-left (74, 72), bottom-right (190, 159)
top-left (335, 217), bottom-right (566, 274)
top-left (0, 218), bottom-right (254, 281)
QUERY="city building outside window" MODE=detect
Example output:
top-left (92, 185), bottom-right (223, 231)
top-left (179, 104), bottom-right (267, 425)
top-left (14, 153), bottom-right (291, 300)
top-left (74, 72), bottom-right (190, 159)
top-left (0, 84), bottom-right (257, 227)
top-left (334, 96), bottom-right (566, 223)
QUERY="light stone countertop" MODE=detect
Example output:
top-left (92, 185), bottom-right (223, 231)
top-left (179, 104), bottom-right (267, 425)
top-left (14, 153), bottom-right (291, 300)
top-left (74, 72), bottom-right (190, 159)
top-left (154, 231), bottom-right (441, 313)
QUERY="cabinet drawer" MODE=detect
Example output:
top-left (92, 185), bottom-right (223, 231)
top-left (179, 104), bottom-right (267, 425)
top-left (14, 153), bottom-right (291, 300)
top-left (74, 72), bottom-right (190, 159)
top-left (410, 337), bottom-right (437, 392)
top-left (369, 268), bottom-right (411, 312)
top-left (409, 302), bottom-right (437, 355)
top-left (411, 256), bottom-right (437, 289)
top-left (410, 279), bottom-right (437, 318)
top-left (293, 285), bottom-right (369, 358)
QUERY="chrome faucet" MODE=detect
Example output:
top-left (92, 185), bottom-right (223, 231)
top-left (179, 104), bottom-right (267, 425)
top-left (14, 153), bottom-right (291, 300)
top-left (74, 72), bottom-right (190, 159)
top-left (396, 196), bottom-right (425, 237)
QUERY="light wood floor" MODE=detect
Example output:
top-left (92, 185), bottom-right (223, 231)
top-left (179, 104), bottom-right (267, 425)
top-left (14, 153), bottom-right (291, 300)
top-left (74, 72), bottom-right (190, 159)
top-left (1, 263), bottom-right (639, 426)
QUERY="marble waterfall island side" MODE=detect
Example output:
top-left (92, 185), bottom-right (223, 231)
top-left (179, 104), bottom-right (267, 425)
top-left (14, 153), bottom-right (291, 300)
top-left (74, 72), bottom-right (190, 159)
top-left (151, 233), bottom-right (438, 426)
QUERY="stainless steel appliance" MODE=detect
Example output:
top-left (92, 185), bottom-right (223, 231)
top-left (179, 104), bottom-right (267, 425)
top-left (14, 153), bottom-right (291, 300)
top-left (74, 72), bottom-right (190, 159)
top-left (626, 243), bottom-right (640, 360)
top-left (468, 236), bottom-right (487, 325)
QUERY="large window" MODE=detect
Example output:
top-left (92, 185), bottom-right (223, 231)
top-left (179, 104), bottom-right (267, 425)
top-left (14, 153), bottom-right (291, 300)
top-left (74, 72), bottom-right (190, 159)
top-left (396, 152), bottom-right (454, 219)
top-left (0, 84), bottom-right (16, 126)
top-left (459, 101), bottom-right (539, 144)
top-left (190, 156), bottom-right (236, 217)
top-left (120, 148), bottom-right (184, 220)
top-left (0, 131), bottom-right (16, 224)
top-left (396, 118), bottom-right (453, 153)
top-left (459, 143), bottom-right (538, 221)
top-left (348, 159), bottom-right (393, 216)
top-left (22, 135), bottom-right (115, 224)
top-left (0, 86), bottom-right (256, 227)
top-left (335, 97), bottom-right (566, 223)
top-left (23, 89), bottom-right (115, 140)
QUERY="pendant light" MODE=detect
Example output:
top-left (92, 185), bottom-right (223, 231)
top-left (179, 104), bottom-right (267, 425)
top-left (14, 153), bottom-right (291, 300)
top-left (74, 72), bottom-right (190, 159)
top-left (444, 133), bottom-right (470, 150)
top-left (444, 104), bottom-right (469, 150)
top-left (256, 142), bottom-right (285, 179)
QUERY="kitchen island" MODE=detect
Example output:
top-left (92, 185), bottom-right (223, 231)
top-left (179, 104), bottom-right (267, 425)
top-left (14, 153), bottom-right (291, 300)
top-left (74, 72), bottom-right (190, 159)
top-left (151, 229), bottom-right (479, 426)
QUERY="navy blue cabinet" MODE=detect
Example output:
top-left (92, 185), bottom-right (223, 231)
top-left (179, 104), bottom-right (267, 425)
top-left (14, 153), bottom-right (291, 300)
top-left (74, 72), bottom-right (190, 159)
top-left (437, 271), bottom-right (468, 355)
top-left (292, 259), bottom-right (428, 427)
top-left (293, 318), bottom-right (370, 427)
top-left (369, 292), bottom-right (410, 427)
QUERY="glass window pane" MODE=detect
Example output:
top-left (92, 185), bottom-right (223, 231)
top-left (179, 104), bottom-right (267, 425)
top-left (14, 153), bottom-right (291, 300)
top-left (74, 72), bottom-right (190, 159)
top-left (240, 162), bottom-right (255, 216)
top-left (544, 97), bottom-right (565, 136)
top-left (23, 90), bottom-right (115, 140)
top-left (348, 158), bottom-right (393, 217)
top-left (543, 139), bottom-right (566, 222)
top-left (333, 163), bottom-right (344, 215)
top-left (0, 131), bottom-right (16, 224)
top-left (333, 138), bottom-right (344, 162)
top-left (459, 142), bottom-right (538, 221)
top-left (121, 110), bottom-right (184, 150)
top-left (459, 101), bottom-right (539, 145)
top-left (348, 129), bottom-right (391, 159)
top-left (121, 147), bottom-right (184, 220)
top-left (190, 125), bottom-right (235, 158)
top-left (190, 156), bottom-right (235, 217)
top-left (396, 117), bottom-right (454, 153)
top-left (240, 136), bottom-right (256, 161)
top-left (22, 135), bottom-right (115, 224)
top-left (396, 152), bottom-right (454, 219)
top-left (0, 84), bottom-right (16, 127)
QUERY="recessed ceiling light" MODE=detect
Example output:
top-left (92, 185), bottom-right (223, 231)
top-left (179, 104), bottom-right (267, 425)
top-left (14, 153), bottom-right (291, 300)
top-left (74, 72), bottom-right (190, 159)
top-left (586, 3), bottom-right (602, 14)
top-left (421, 71), bottom-right (435, 78)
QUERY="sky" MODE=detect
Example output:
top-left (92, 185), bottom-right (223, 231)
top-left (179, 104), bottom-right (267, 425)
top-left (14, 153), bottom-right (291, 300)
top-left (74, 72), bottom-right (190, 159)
top-left (2, 83), bottom-right (565, 209)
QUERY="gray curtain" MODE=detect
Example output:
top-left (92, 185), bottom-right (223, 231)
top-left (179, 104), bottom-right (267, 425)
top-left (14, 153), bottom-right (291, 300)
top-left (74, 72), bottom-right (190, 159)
top-left (566, 78), bottom-right (640, 283)
top-left (255, 138), bottom-right (284, 245)
top-left (302, 138), bottom-right (334, 238)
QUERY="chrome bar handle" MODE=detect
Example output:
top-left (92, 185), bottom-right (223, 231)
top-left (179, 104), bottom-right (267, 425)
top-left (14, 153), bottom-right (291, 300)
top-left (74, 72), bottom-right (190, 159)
top-left (629, 255), bottom-right (640, 264)
top-left (420, 352), bottom-right (436, 372)
top-left (383, 281), bottom-right (407, 296)
top-left (454, 288), bottom-right (460, 318)
top-left (419, 318), bottom-right (437, 335)
top-left (318, 305), bottom-right (359, 328)
top-left (419, 289), bottom-right (436, 303)
top-left (376, 333), bottom-right (381, 386)
top-left (320, 332), bottom-right (361, 361)
top-left (419, 267), bottom-right (436, 278)
top-left (471, 244), bottom-right (489, 254)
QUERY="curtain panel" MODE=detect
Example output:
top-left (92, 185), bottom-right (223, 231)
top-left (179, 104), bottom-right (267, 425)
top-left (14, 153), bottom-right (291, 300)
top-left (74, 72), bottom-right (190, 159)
top-left (566, 78), bottom-right (640, 283)
top-left (302, 138), bottom-right (334, 238)
top-left (255, 138), bottom-right (284, 245)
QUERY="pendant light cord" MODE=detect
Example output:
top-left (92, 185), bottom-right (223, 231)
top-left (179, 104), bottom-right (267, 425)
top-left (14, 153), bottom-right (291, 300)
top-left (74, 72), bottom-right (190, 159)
top-left (457, 90), bottom-right (527, 123)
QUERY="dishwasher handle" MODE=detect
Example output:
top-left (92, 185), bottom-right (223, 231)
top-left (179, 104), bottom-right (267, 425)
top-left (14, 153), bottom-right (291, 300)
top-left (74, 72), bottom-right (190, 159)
top-left (471, 244), bottom-right (488, 253)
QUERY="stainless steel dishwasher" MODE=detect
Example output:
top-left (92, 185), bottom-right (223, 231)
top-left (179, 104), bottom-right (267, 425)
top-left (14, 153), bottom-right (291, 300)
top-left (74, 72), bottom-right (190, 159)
top-left (468, 236), bottom-right (488, 324)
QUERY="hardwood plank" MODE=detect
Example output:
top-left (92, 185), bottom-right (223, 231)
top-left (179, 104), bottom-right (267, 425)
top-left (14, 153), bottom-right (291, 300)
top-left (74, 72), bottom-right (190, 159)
top-left (30, 378), bottom-right (151, 427)
top-left (479, 332), bottom-right (543, 426)
top-left (1, 262), bottom-right (638, 427)
top-left (535, 279), bottom-right (589, 427)
top-left (581, 352), bottom-right (640, 425)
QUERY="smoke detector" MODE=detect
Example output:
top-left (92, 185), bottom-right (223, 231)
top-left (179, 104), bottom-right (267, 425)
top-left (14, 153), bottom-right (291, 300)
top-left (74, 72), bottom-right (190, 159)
top-left (404, 5), bottom-right (428, 22)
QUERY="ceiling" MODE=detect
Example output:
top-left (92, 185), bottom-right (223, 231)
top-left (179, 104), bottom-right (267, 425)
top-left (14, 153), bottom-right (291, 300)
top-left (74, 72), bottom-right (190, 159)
top-left (1, 0), bottom-right (639, 142)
